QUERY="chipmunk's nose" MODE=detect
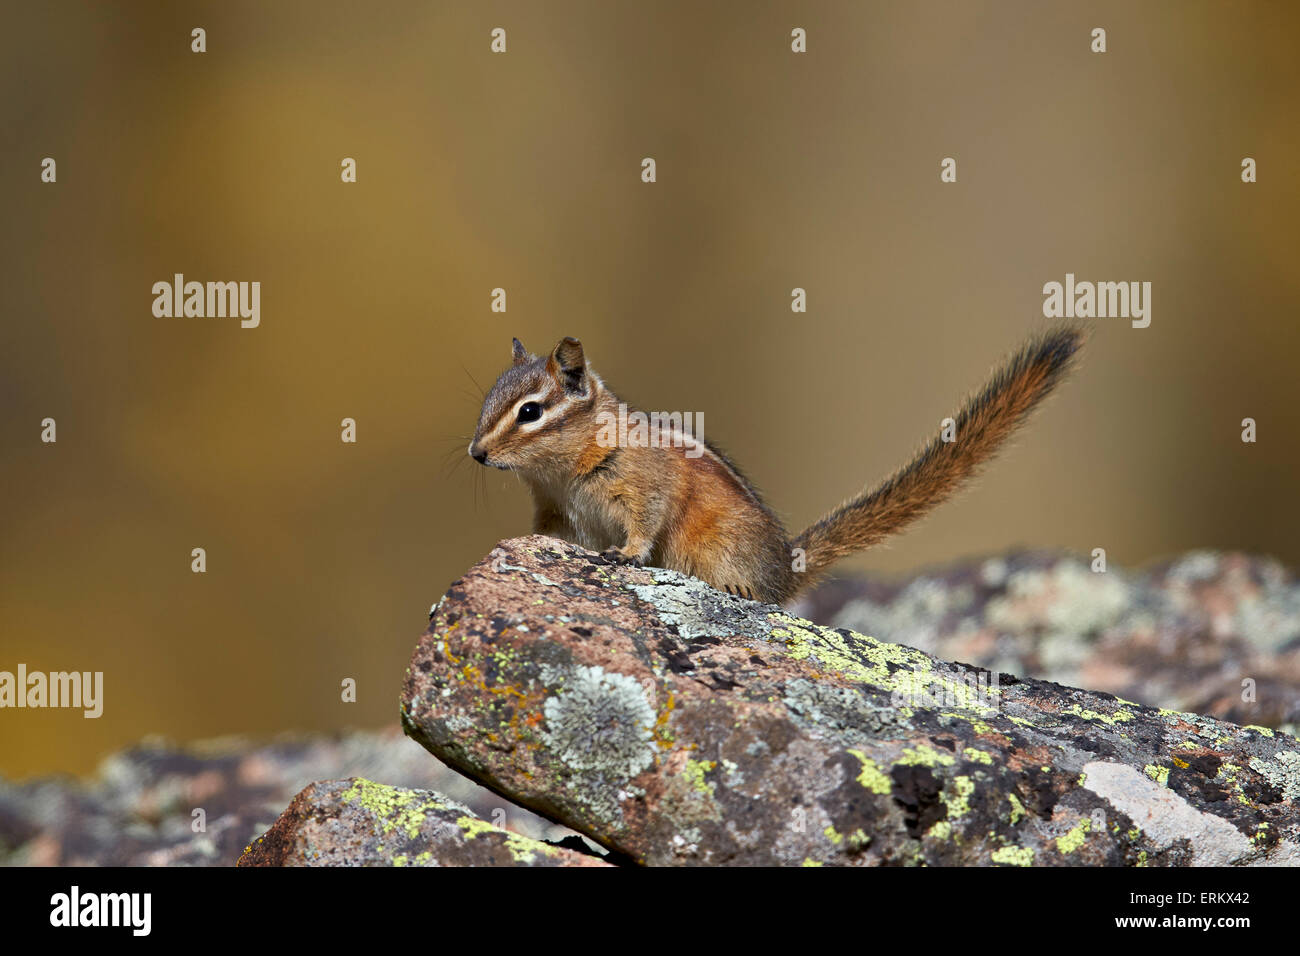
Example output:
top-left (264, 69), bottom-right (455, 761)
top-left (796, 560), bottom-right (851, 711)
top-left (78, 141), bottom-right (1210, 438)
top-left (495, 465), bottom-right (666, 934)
top-left (468, 442), bottom-right (487, 464)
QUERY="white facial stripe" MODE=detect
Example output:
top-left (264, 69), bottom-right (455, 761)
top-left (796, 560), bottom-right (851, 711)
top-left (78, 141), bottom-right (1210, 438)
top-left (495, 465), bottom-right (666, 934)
top-left (484, 391), bottom-right (550, 442)
top-left (512, 394), bottom-right (547, 418)
top-left (515, 393), bottom-right (580, 431)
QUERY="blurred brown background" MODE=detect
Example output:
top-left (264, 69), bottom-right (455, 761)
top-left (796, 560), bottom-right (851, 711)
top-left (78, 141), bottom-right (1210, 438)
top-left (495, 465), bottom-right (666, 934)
top-left (2, 1), bottom-right (1298, 778)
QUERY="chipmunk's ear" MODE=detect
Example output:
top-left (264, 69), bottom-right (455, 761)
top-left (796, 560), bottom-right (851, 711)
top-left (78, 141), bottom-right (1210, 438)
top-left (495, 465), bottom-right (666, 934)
top-left (547, 336), bottom-right (589, 395)
top-left (511, 337), bottom-right (530, 366)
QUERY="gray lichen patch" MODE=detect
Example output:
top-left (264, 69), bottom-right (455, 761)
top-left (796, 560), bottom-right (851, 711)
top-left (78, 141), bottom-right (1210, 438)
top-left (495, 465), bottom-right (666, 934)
top-left (542, 665), bottom-right (657, 779)
top-left (628, 568), bottom-right (760, 640)
top-left (783, 677), bottom-right (902, 739)
top-left (1247, 750), bottom-right (1300, 802)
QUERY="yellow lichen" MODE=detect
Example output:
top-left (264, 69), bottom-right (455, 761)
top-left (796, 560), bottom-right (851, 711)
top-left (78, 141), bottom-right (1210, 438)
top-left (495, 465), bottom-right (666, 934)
top-left (1056, 817), bottom-right (1091, 854)
top-left (991, 845), bottom-right (1034, 866)
top-left (847, 750), bottom-right (893, 794)
top-left (1008, 793), bottom-right (1026, 825)
top-left (941, 776), bottom-right (976, 819)
top-left (897, 744), bottom-right (956, 768)
top-left (457, 815), bottom-right (560, 864)
top-left (341, 778), bottom-right (443, 840)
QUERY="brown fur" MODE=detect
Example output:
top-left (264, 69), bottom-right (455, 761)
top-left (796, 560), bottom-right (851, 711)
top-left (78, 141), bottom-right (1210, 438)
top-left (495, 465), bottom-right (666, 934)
top-left (470, 329), bottom-right (1083, 605)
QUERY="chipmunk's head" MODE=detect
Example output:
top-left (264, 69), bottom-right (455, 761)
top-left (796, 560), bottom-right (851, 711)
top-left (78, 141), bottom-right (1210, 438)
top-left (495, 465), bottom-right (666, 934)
top-left (468, 336), bottom-right (603, 474)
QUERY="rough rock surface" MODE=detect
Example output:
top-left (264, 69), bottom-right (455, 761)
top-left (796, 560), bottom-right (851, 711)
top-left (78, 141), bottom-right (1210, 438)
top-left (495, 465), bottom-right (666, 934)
top-left (237, 778), bottom-right (609, 867)
top-left (0, 729), bottom-right (576, 866)
top-left (401, 536), bottom-right (1300, 866)
top-left (792, 551), bottom-right (1300, 735)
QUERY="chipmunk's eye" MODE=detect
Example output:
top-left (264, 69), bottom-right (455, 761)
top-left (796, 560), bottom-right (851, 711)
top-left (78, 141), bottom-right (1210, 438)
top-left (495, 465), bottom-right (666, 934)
top-left (517, 402), bottom-right (542, 423)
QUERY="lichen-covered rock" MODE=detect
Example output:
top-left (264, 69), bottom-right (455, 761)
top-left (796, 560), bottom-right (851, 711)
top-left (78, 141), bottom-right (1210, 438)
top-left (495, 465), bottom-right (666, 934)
top-left (791, 551), bottom-right (1300, 735)
top-left (0, 729), bottom-right (573, 866)
top-left (400, 536), bottom-right (1300, 866)
top-left (237, 778), bottom-right (609, 867)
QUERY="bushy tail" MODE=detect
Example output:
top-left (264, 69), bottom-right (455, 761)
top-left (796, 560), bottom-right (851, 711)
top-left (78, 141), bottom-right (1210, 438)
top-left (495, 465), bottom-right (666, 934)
top-left (790, 325), bottom-right (1084, 587)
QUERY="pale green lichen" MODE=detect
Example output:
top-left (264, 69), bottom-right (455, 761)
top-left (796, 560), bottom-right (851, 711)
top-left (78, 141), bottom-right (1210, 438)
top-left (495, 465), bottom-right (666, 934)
top-left (963, 747), bottom-right (994, 765)
top-left (941, 775), bottom-right (976, 820)
top-left (1063, 704), bottom-right (1134, 725)
top-left (1008, 793), bottom-right (1026, 825)
top-left (766, 614), bottom-right (998, 714)
top-left (457, 815), bottom-right (560, 864)
top-left (991, 845), bottom-right (1034, 866)
top-left (683, 759), bottom-right (717, 798)
top-left (847, 749), bottom-right (893, 794)
top-left (1215, 762), bottom-right (1256, 806)
top-left (341, 778), bottom-right (444, 840)
top-left (897, 744), bottom-right (956, 768)
top-left (1056, 817), bottom-right (1091, 854)
top-left (941, 712), bottom-right (996, 735)
top-left (1143, 764), bottom-right (1170, 787)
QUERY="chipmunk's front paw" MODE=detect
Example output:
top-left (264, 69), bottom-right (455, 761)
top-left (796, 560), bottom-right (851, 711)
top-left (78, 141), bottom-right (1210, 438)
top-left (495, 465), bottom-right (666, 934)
top-left (599, 547), bottom-right (643, 567)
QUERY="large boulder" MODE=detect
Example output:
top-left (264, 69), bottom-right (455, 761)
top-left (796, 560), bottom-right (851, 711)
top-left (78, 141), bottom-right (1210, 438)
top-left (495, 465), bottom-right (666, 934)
top-left (400, 536), bottom-right (1300, 866)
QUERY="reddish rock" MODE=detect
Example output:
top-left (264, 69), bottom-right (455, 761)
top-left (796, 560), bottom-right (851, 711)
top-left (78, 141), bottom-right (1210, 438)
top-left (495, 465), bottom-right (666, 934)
top-left (400, 536), bottom-right (1300, 866)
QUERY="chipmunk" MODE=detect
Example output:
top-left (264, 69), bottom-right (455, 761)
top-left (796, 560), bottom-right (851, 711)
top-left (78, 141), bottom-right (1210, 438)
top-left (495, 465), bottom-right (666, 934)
top-left (469, 328), bottom-right (1082, 605)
